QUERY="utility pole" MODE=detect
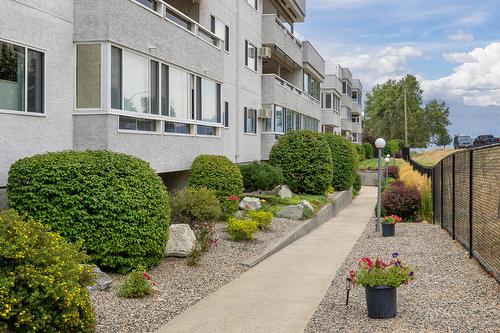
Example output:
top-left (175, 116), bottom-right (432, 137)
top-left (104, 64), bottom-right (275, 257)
top-left (404, 83), bottom-right (408, 146)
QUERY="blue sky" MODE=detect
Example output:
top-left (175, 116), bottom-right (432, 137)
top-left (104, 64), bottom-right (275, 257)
top-left (296, 0), bottom-right (500, 137)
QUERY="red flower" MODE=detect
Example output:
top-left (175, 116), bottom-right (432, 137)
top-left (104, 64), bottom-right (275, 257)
top-left (228, 195), bottom-right (239, 202)
top-left (143, 272), bottom-right (152, 280)
top-left (360, 257), bottom-right (373, 268)
top-left (152, 281), bottom-right (158, 286)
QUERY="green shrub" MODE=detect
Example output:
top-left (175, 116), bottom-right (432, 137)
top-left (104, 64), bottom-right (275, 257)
top-left (382, 177), bottom-right (396, 192)
top-left (240, 162), bottom-right (284, 191)
top-left (322, 134), bottom-right (358, 191)
top-left (355, 145), bottom-right (366, 161)
top-left (187, 223), bottom-right (216, 266)
top-left (190, 155), bottom-right (243, 199)
top-left (381, 182), bottom-right (421, 220)
top-left (269, 131), bottom-right (333, 194)
top-left (227, 218), bottom-right (259, 241)
top-left (353, 173), bottom-right (362, 196)
top-left (362, 143), bottom-right (374, 159)
top-left (386, 139), bottom-right (401, 157)
top-left (0, 210), bottom-right (95, 332)
top-left (119, 267), bottom-right (153, 299)
top-left (171, 187), bottom-right (221, 227)
top-left (7, 150), bottom-right (170, 272)
top-left (247, 210), bottom-right (273, 230)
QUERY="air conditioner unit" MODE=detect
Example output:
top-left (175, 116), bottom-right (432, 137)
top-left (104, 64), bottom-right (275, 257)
top-left (258, 47), bottom-right (272, 58)
top-left (258, 108), bottom-right (272, 119)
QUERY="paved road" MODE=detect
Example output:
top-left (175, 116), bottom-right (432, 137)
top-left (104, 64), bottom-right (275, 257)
top-left (156, 186), bottom-right (377, 333)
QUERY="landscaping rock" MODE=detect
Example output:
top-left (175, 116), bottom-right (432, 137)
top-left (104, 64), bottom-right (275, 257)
top-left (239, 197), bottom-right (262, 210)
top-left (166, 224), bottom-right (196, 257)
top-left (274, 185), bottom-right (293, 199)
top-left (90, 266), bottom-right (112, 291)
top-left (299, 199), bottom-right (314, 212)
top-left (277, 205), bottom-right (304, 220)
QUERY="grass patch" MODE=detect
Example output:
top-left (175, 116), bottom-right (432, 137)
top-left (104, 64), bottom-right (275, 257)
top-left (359, 158), bottom-right (404, 170)
top-left (249, 193), bottom-right (329, 219)
top-left (411, 149), bottom-right (457, 167)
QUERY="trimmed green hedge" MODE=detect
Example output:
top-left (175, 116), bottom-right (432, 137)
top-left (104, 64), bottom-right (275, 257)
top-left (269, 130), bottom-right (333, 194)
top-left (190, 155), bottom-right (243, 199)
top-left (363, 143), bottom-right (374, 159)
top-left (353, 173), bottom-right (362, 196)
top-left (355, 144), bottom-right (366, 161)
top-left (240, 162), bottom-right (283, 191)
top-left (322, 134), bottom-right (359, 191)
top-left (7, 150), bottom-right (170, 272)
top-left (0, 210), bottom-right (95, 332)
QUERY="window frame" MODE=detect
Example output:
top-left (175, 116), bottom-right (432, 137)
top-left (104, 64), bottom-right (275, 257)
top-left (245, 0), bottom-right (258, 10)
top-left (245, 40), bottom-right (258, 72)
top-left (210, 14), bottom-right (230, 53)
top-left (244, 107), bottom-right (257, 134)
top-left (0, 37), bottom-right (46, 115)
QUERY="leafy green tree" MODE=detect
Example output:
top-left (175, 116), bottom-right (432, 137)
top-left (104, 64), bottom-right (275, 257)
top-left (364, 75), bottom-right (450, 148)
top-left (433, 131), bottom-right (452, 148)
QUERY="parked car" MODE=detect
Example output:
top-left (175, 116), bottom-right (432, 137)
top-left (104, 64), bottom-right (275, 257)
top-left (453, 135), bottom-right (473, 149)
top-left (473, 135), bottom-right (499, 147)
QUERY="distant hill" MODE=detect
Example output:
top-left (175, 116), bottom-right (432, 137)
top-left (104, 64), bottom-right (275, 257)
top-left (445, 101), bottom-right (500, 138)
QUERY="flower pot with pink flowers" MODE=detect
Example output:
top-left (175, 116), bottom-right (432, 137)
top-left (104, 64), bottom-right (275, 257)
top-left (381, 214), bottom-right (402, 237)
top-left (349, 253), bottom-right (414, 319)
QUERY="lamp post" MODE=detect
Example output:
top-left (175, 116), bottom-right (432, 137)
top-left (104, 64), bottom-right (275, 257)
top-left (375, 138), bottom-right (386, 232)
top-left (385, 157), bottom-right (390, 180)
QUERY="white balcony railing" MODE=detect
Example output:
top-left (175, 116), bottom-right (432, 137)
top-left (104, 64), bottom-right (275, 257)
top-left (263, 14), bottom-right (302, 48)
top-left (130, 0), bottom-right (223, 50)
top-left (267, 74), bottom-right (320, 106)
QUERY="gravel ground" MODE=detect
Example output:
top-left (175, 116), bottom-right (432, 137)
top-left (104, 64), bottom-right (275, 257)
top-left (91, 218), bottom-right (303, 333)
top-left (306, 222), bottom-right (500, 333)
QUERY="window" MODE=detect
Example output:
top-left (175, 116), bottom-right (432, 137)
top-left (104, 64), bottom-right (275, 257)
top-left (77, 44), bottom-right (101, 109)
top-left (135, 0), bottom-right (159, 11)
top-left (303, 115), bottom-right (319, 132)
top-left (211, 15), bottom-right (229, 52)
top-left (342, 81), bottom-right (352, 96)
top-left (0, 40), bottom-right (44, 113)
top-left (245, 0), bottom-right (257, 10)
top-left (324, 93), bottom-right (332, 109)
top-left (285, 109), bottom-right (294, 132)
top-left (245, 40), bottom-right (257, 71)
top-left (274, 105), bottom-right (284, 133)
top-left (168, 66), bottom-right (191, 119)
top-left (123, 50), bottom-right (149, 113)
top-left (200, 78), bottom-right (221, 123)
top-left (223, 101), bottom-right (229, 127)
top-left (161, 64), bottom-right (168, 115)
top-left (111, 46), bottom-right (122, 109)
top-left (295, 113), bottom-right (302, 130)
top-left (303, 72), bottom-right (320, 101)
top-left (244, 107), bottom-right (257, 134)
top-left (119, 116), bottom-right (157, 131)
top-left (197, 125), bottom-right (217, 136)
top-left (165, 121), bottom-right (191, 134)
top-left (150, 60), bottom-right (159, 114)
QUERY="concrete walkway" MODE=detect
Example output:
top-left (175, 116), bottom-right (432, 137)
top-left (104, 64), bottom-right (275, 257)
top-left (156, 186), bottom-right (377, 333)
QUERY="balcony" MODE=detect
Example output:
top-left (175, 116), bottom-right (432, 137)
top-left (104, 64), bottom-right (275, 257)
top-left (351, 102), bottom-right (362, 115)
top-left (339, 66), bottom-right (353, 82)
top-left (352, 122), bottom-right (362, 134)
top-left (321, 110), bottom-right (341, 128)
top-left (341, 118), bottom-right (352, 133)
top-left (74, 0), bottom-right (224, 81)
top-left (302, 41), bottom-right (325, 80)
top-left (262, 74), bottom-right (321, 119)
top-left (262, 14), bottom-right (303, 66)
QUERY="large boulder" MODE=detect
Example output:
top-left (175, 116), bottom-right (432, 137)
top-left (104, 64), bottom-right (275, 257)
top-left (274, 185), bottom-right (293, 199)
top-left (299, 199), bottom-right (314, 212)
top-left (239, 197), bottom-right (262, 210)
top-left (166, 224), bottom-right (196, 257)
top-left (277, 205), bottom-right (304, 220)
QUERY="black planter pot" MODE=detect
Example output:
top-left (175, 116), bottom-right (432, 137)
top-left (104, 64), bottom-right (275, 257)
top-left (365, 286), bottom-right (397, 318)
top-left (382, 223), bottom-right (395, 237)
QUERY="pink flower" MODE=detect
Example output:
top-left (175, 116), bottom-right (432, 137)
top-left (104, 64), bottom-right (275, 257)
top-left (228, 195), bottom-right (239, 202)
top-left (143, 272), bottom-right (152, 280)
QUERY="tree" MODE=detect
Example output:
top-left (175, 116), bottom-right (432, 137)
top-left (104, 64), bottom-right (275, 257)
top-left (364, 74), bottom-right (451, 148)
top-left (433, 131), bottom-right (452, 148)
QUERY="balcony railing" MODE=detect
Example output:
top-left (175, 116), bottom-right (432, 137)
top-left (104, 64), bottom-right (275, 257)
top-left (130, 0), bottom-right (222, 49)
top-left (263, 14), bottom-right (302, 48)
top-left (268, 74), bottom-right (320, 106)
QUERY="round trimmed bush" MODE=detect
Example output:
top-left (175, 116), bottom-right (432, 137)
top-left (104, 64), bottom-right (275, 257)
top-left (322, 134), bottom-right (359, 191)
top-left (381, 182), bottom-right (421, 220)
top-left (7, 150), bottom-right (170, 272)
top-left (170, 187), bottom-right (222, 227)
top-left (240, 161), bottom-right (284, 191)
top-left (0, 210), bottom-right (95, 332)
top-left (355, 144), bottom-right (366, 161)
top-left (190, 155), bottom-right (243, 199)
top-left (269, 130), bottom-right (333, 194)
top-left (362, 143), bottom-right (374, 159)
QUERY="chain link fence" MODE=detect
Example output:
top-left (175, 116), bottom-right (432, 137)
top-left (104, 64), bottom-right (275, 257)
top-left (404, 145), bottom-right (500, 282)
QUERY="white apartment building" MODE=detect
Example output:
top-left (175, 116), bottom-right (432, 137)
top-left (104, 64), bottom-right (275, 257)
top-left (0, 0), bottom-right (363, 207)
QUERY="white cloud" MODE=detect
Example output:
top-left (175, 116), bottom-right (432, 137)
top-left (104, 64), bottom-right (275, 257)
top-left (442, 51), bottom-right (476, 63)
top-left (327, 46), bottom-right (423, 91)
top-left (422, 42), bottom-right (500, 107)
top-left (447, 31), bottom-right (474, 42)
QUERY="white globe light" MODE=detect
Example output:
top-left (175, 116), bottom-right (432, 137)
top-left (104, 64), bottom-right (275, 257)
top-left (375, 138), bottom-right (386, 149)
top-left (385, 157), bottom-right (390, 163)
top-left (386, 154), bottom-right (390, 158)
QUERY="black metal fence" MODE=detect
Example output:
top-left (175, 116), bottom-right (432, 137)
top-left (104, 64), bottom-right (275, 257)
top-left (403, 145), bottom-right (500, 282)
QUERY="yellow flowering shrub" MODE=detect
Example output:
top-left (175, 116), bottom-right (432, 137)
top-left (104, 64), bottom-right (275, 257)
top-left (247, 211), bottom-right (273, 230)
top-left (227, 218), bottom-right (259, 241)
top-left (0, 210), bottom-right (95, 332)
